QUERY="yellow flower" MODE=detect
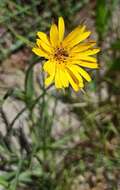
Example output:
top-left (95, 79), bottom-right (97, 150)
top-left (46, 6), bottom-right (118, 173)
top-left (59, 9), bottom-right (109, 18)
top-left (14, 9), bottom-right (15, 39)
top-left (32, 17), bottom-right (100, 91)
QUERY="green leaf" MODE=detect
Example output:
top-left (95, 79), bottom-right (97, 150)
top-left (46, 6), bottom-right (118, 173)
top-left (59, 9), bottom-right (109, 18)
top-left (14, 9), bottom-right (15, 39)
top-left (3, 89), bottom-right (14, 100)
top-left (19, 171), bottom-right (32, 183)
top-left (111, 39), bottom-right (120, 50)
top-left (0, 172), bottom-right (15, 187)
top-left (25, 63), bottom-right (35, 104)
top-left (96, 0), bottom-right (118, 38)
top-left (9, 158), bottom-right (23, 190)
top-left (79, 160), bottom-right (86, 172)
top-left (96, 0), bottom-right (110, 37)
top-left (3, 89), bottom-right (25, 101)
top-left (7, 26), bottom-right (34, 47)
top-left (110, 58), bottom-right (120, 70)
top-left (88, 81), bottom-right (97, 92)
top-left (0, 177), bottom-right (8, 187)
top-left (108, 122), bottom-right (119, 135)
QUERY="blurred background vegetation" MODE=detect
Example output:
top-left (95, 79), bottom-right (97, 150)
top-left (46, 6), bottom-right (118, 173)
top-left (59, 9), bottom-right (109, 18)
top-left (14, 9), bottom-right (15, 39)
top-left (0, 0), bottom-right (120, 190)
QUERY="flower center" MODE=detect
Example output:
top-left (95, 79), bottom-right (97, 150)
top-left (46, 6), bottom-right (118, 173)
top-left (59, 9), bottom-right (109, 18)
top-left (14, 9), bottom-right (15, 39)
top-left (54, 47), bottom-right (68, 63)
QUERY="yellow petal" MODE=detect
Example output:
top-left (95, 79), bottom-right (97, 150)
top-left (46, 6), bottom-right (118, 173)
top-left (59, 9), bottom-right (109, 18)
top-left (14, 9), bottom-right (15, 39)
top-left (68, 65), bottom-right (84, 88)
top-left (59, 68), bottom-right (69, 88)
top-left (50, 24), bottom-right (59, 47)
top-left (32, 47), bottom-right (49, 58)
top-left (37, 39), bottom-right (52, 53)
top-left (71, 55), bottom-right (97, 63)
top-left (43, 60), bottom-right (53, 74)
top-left (68, 32), bottom-right (91, 48)
top-left (63, 25), bottom-right (91, 48)
top-left (70, 41), bottom-right (96, 53)
top-left (74, 48), bottom-right (100, 56)
top-left (58, 17), bottom-right (65, 42)
top-left (36, 39), bottom-right (41, 47)
top-left (37, 32), bottom-right (50, 46)
top-left (45, 75), bottom-right (54, 86)
top-left (72, 65), bottom-right (91, 82)
top-left (55, 66), bottom-right (62, 88)
top-left (73, 61), bottom-right (99, 68)
top-left (63, 25), bottom-right (85, 44)
top-left (65, 68), bottom-right (79, 91)
top-left (44, 61), bottom-right (56, 86)
top-left (80, 56), bottom-right (97, 63)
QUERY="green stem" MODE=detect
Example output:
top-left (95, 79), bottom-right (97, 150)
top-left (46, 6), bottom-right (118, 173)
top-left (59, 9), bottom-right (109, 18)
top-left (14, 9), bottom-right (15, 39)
top-left (8, 85), bottom-right (52, 132)
top-left (10, 157), bottom-right (23, 190)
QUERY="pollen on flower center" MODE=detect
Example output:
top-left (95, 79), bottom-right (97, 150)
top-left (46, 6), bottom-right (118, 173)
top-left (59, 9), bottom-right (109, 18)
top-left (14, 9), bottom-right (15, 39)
top-left (54, 47), bottom-right (69, 63)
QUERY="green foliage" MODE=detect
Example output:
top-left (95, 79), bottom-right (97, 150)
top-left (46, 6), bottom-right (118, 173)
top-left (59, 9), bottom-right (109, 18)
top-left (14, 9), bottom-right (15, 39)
top-left (96, 0), bottom-right (110, 38)
top-left (25, 63), bottom-right (35, 104)
top-left (110, 58), bottom-right (120, 70)
top-left (111, 39), bottom-right (120, 50)
top-left (96, 0), bottom-right (117, 39)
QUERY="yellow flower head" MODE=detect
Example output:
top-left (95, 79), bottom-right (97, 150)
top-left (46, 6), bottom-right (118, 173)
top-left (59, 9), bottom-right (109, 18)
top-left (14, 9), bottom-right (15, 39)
top-left (32, 17), bottom-right (100, 91)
